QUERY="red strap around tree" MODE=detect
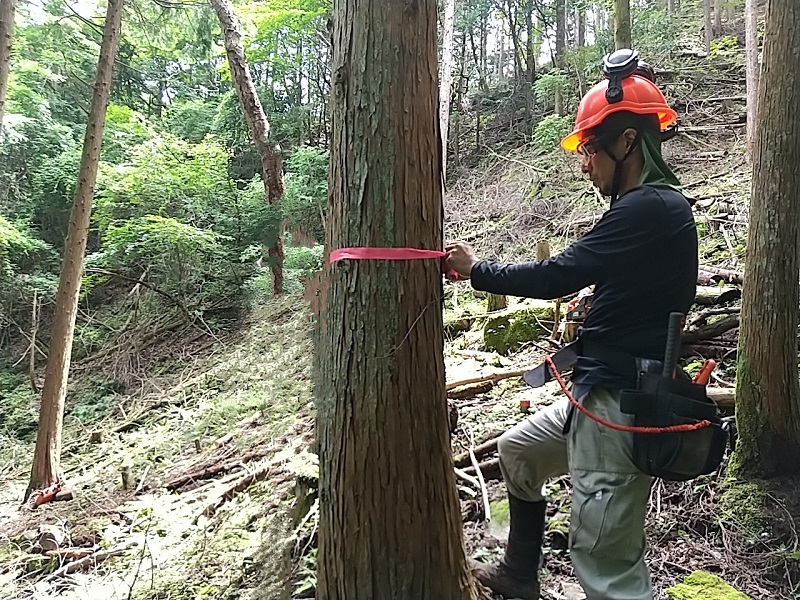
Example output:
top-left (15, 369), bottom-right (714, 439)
top-left (330, 247), bottom-right (459, 279)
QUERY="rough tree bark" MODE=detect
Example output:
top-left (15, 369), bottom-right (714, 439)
top-left (577, 2), bottom-right (586, 47)
top-left (0, 0), bottom-right (16, 130)
top-left (745, 0), bottom-right (759, 161)
top-left (735, 0), bottom-right (800, 477)
top-left (210, 0), bottom-right (284, 293)
top-left (315, 0), bottom-right (475, 597)
top-left (714, 0), bottom-right (723, 35)
top-left (614, 0), bottom-right (632, 49)
top-left (26, 0), bottom-right (124, 498)
top-left (439, 0), bottom-right (457, 181)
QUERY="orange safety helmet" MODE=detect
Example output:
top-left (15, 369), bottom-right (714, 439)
top-left (561, 56), bottom-right (677, 152)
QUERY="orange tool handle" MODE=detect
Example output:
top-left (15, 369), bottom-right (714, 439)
top-left (693, 359), bottom-right (716, 385)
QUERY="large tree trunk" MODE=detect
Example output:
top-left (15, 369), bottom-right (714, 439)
top-left (614, 0), bottom-right (632, 49)
top-left (714, 0), bottom-right (723, 35)
top-left (735, 0), bottom-right (800, 477)
top-left (25, 0), bottom-right (123, 499)
top-left (0, 0), bottom-right (15, 130)
top-left (316, 0), bottom-right (475, 597)
top-left (439, 0), bottom-right (457, 182)
top-left (210, 0), bottom-right (284, 294)
top-left (745, 0), bottom-right (759, 161)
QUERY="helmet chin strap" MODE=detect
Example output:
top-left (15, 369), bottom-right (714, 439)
top-left (603, 132), bottom-right (642, 204)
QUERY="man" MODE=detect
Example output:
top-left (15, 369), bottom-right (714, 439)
top-left (445, 50), bottom-right (698, 600)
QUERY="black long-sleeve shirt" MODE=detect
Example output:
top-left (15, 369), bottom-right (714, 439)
top-left (471, 185), bottom-right (698, 388)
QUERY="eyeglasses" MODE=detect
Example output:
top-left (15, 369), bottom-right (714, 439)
top-left (576, 129), bottom-right (626, 157)
top-left (576, 137), bottom-right (602, 157)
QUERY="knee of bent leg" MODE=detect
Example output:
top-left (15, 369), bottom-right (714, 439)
top-left (497, 429), bottom-right (520, 467)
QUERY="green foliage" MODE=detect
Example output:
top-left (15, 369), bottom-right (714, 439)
top-left (0, 373), bottom-right (38, 441)
top-left (534, 115), bottom-right (574, 151)
top-left (709, 36), bottom-right (740, 59)
top-left (0, 215), bottom-right (52, 278)
top-left (281, 147), bottom-right (329, 242)
top-left (534, 69), bottom-right (569, 103)
top-left (92, 215), bottom-right (236, 312)
top-left (164, 99), bottom-right (219, 143)
top-left (101, 104), bottom-right (151, 163)
top-left (66, 375), bottom-right (124, 425)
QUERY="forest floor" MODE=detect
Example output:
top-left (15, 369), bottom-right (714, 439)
top-left (2, 53), bottom-right (799, 600)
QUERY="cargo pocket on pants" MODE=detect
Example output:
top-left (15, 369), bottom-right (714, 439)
top-left (570, 473), bottom-right (643, 559)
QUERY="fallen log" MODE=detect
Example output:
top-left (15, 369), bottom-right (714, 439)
top-left (462, 457), bottom-right (502, 481)
top-left (44, 542), bottom-right (136, 580)
top-left (447, 381), bottom-right (494, 400)
top-left (454, 433), bottom-right (502, 468)
top-left (683, 343), bottom-right (737, 360)
top-left (165, 446), bottom-right (271, 491)
top-left (682, 314), bottom-right (739, 343)
top-left (194, 463), bottom-right (276, 522)
top-left (688, 306), bottom-right (741, 328)
top-left (708, 387), bottom-right (734, 409)
top-left (694, 286), bottom-right (741, 306)
top-left (446, 369), bottom-right (527, 391)
top-left (699, 265), bottom-right (743, 285)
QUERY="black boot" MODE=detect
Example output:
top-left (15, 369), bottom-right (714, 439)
top-left (470, 495), bottom-right (546, 600)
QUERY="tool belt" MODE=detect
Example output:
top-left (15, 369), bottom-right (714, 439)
top-left (525, 339), bottom-right (729, 482)
top-left (620, 365), bottom-right (728, 481)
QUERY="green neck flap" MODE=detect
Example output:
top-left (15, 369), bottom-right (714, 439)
top-left (638, 129), bottom-right (682, 192)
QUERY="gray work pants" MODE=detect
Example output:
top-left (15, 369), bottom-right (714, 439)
top-left (498, 388), bottom-right (654, 600)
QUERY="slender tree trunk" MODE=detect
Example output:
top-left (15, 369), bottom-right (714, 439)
top-left (524, 2), bottom-right (535, 127)
top-left (210, 0), bottom-right (284, 293)
top-left (667, 0), bottom-right (675, 14)
top-left (726, 2), bottom-right (735, 22)
top-left (555, 0), bottom-right (567, 116)
top-left (25, 0), bottom-right (124, 499)
top-left (479, 8), bottom-right (488, 90)
top-left (316, 0), bottom-right (476, 597)
top-left (703, 0), bottom-right (713, 53)
top-left (614, 0), bottom-right (632, 49)
top-left (745, 0), bottom-right (759, 161)
top-left (504, 0), bottom-right (524, 85)
top-left (577, 4), bottom-right (586, 47)
top-left (735, 0), bottom-right (800, 477)
top-left (439, 0), bottom-right (456, 182)
top-left (714, 0), bottom-right (723, 35)
top-left (497, 20), bottom-right (506, 81)
top-left (0, 0), bottom-right (16, 131)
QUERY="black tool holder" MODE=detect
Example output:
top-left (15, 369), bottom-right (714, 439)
top-left (619, 312), bottom-right (729, 481)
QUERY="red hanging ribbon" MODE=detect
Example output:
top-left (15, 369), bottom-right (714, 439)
top-left (330, 247), bottom-right (459, 279)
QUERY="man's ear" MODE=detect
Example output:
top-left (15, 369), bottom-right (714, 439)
top-left (622, 128), bottom-right (638, 151)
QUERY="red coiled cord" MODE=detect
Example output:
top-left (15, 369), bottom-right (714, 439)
top-left (545, 355), bottom-right (712, 434)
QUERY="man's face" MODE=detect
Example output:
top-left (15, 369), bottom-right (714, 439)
top-left (578, 128), bottom-right (637, 196)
